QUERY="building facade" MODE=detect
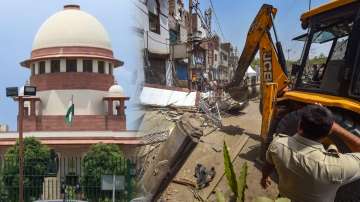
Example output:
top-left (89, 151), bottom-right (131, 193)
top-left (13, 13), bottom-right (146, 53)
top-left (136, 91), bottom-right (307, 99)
top-left (136, 0), bottom-right (238, 92)
top-left (135, 0), bottom-right (172, 86)
top-left (0, 5), bottom-right (139, 199)
top-left (20, 4), bottom-right (128, 132)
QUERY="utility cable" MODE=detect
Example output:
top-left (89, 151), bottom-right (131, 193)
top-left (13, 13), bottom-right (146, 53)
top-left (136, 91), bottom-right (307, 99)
top-left (208, 0), bottom-right (226, 40)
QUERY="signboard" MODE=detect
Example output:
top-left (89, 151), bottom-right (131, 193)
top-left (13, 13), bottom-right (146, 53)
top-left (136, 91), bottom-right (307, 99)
top-left (24, 86), bottom-right (36, 96)
top-left (101, 175), bottom-right (125, 191)
top-left (6, 87), bottom-right (18, 97)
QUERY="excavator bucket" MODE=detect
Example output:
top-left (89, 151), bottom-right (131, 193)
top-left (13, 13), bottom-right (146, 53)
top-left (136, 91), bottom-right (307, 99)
top-left (228, 4), bottom-right (276, 88)
top-left (226, 4), bottom-right (276, 102)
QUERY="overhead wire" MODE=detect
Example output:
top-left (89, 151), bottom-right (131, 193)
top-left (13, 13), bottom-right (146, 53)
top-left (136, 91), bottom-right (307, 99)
top-left (208, 0), bottom-right (226, 40)
top-left (132, 0), bottom-right (170, 32)
top-left (194, 6), bottom-right (211, 36)
top-left (131, 0), bottom-right (170, 45)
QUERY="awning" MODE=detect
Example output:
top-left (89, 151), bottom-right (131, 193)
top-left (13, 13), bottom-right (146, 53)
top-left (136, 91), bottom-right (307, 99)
top-left (246, 66), bottom-right (257, 77)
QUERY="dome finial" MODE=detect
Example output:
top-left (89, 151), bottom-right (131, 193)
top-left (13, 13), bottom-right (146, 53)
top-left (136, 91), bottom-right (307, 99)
top-left (108, 82), bottom-right (124, 97)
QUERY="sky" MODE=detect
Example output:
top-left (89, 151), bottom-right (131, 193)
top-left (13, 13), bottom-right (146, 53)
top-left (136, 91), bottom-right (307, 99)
top-left (194, 0), bottom-right (329, 60)
top-left (0, 1), bottom-right (139, 130)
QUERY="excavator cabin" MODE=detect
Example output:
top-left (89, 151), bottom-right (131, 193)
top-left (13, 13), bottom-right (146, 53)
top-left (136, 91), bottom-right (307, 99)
top-left (292, 0), bottom-right (360, 102)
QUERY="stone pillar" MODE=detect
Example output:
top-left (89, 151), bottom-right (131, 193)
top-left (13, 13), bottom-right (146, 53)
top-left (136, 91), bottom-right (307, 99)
top-left (121, 99), bottom-right (125, 116)
top-left (142, 113), bottom-right (203, 201)
top-left (30, 100), bottom-right (36, 116)
top-left (107, 99), bottom-right (113, 116)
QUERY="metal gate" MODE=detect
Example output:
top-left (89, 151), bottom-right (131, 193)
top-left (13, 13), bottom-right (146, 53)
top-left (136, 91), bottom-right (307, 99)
top-left (0, 156), bottom-right (136, 202)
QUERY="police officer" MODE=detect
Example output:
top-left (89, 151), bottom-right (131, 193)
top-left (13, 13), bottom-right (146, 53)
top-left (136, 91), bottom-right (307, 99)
top-left (261, 104), bottom-right (360, 202)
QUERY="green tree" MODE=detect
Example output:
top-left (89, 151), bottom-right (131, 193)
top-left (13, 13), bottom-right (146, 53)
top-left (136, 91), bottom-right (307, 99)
top-left (3, 137), bottom-right (51, 202)
top-left (251, 57), bottom-right (260, 68)
top-left (81, 143), bottom-right (126, 202)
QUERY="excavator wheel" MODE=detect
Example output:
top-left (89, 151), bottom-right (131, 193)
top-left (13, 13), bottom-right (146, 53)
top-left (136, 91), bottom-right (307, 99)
top-left (274, 109), bottom-right (360, 202)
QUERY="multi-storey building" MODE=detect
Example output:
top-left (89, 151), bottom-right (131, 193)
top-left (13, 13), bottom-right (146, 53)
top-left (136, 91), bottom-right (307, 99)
top-left (135, 0), bottom-right (171, 86)
top-left (168, 0), bottom-right (189, 87)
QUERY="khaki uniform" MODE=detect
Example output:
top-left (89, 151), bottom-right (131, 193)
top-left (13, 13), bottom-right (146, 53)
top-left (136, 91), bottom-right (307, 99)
top-left (266, 134), bottom-right (360, 202)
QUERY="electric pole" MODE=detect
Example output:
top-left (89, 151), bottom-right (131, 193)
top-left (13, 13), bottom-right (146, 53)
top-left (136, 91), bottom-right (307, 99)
top-left (188, 0), bottom-right (193, 90)
top-left (18, 96), bottom-right (24, 202)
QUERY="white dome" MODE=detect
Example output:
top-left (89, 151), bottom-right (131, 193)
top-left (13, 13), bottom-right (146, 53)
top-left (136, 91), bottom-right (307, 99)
top-left (108, 84), bottom-right (124, 97)
top-left (32, 5), bottom-right (112, 51)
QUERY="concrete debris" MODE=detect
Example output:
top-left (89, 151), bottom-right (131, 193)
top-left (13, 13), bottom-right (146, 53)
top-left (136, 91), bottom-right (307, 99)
top-left (140, 86), bottom-right (198, 108)
top-left (194, 164), bottom-right (216, 189)
top-left (158, 109), bottom-right (183, 122)
top-left (172, 178), bottom-right (196, 188)
top-left (199, 98), bottom-right (222, 127)
top-left (141, 113), bottom-right (203, 201)
top-left (218, 92), bottom-right (249, 112)
top-left (140, 130), bottom-right (171, 145)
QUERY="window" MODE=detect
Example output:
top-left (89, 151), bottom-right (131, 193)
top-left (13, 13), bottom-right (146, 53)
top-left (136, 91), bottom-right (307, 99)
top-left (31, 64), bottom-right (35, 76)
top-left (297, 21), bottom-right (353, 93)
top-left (109, 63), bottom-right (113, 75)
top-left (170, 29), bottom-right (179, 44)
top-left (145, 58), bottom-right (166, 85)
top-left (222, 53), bottom-right (228, 61)
top-left (39, 61), bottom-right (46, 74)
top-left (98, 61), bottom-right (104, 74)
top-left (83, 60), bottom-right (93, 72)
top-left (214, 54), bottom-right (217, 62)
top-left (51, 60), bottom-right (60, 73)
top-left (148, 0), bottom-right (160, 34)
top-left (66, 59), bottom-right (77, 72)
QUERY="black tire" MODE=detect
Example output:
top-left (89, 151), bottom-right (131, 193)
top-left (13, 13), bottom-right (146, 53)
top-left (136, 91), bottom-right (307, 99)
top-left (275, 110), bottom-right (360, 202)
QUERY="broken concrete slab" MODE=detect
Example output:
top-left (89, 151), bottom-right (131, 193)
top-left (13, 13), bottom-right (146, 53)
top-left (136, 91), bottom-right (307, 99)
top-left (140, 85), bottom-right (199, 108)
top-left (141, 113), bottom-right (203, 201)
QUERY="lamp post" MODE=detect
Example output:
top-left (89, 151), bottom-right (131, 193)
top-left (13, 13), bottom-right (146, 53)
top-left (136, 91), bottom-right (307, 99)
top-left (18, 95), bottom-right (24, 202)
top-left (6, 85), bottom-right (36, 202)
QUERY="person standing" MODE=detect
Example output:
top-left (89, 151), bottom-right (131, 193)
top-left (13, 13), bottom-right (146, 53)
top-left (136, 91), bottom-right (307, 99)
top-left (261, 105), bottom-right (360, 202)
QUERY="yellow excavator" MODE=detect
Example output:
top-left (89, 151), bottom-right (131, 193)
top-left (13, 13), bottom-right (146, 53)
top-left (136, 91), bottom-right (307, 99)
top-left (227, 0), bottom-right (360, 201)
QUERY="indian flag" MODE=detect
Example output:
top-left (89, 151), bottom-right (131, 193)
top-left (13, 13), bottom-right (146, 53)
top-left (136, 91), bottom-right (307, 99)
top-left (65, 96), bottom-right (74, 126)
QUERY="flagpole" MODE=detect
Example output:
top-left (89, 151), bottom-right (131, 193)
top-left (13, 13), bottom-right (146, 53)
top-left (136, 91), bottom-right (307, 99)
top-left (71, 94), bottom-right (74, 125)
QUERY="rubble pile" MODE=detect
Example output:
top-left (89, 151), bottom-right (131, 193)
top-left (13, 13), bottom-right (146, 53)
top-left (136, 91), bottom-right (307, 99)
top-left (141, 113), bottom-right (203, 201)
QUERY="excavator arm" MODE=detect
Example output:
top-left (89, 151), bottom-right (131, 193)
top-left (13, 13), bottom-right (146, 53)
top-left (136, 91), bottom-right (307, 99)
top-left (227, 4), bottom-right (289, 139)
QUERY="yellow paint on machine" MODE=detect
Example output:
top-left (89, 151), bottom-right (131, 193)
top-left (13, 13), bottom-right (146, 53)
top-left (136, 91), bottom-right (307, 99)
top-left (282, 91), bottom-right (360, 114)
top-left (301, 0), bottom-right (355, 22)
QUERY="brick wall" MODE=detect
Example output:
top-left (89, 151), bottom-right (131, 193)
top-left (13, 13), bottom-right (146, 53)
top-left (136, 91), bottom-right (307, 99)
top-left (30, 72), bottom-right (114, 91)
top-left (21, 115), bottom-right (126, 131)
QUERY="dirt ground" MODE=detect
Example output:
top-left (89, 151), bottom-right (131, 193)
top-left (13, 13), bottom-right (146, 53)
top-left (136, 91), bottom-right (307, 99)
top-left (162, 100), bottom-right (279, 202)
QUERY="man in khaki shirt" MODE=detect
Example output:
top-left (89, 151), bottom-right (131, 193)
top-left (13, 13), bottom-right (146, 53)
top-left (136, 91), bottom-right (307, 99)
top-left (261, 105), bottom-right (360, 202)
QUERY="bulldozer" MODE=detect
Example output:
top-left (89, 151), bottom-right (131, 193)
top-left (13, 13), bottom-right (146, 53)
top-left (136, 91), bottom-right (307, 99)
top-left (227, 0), bottom-right (360, 201)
